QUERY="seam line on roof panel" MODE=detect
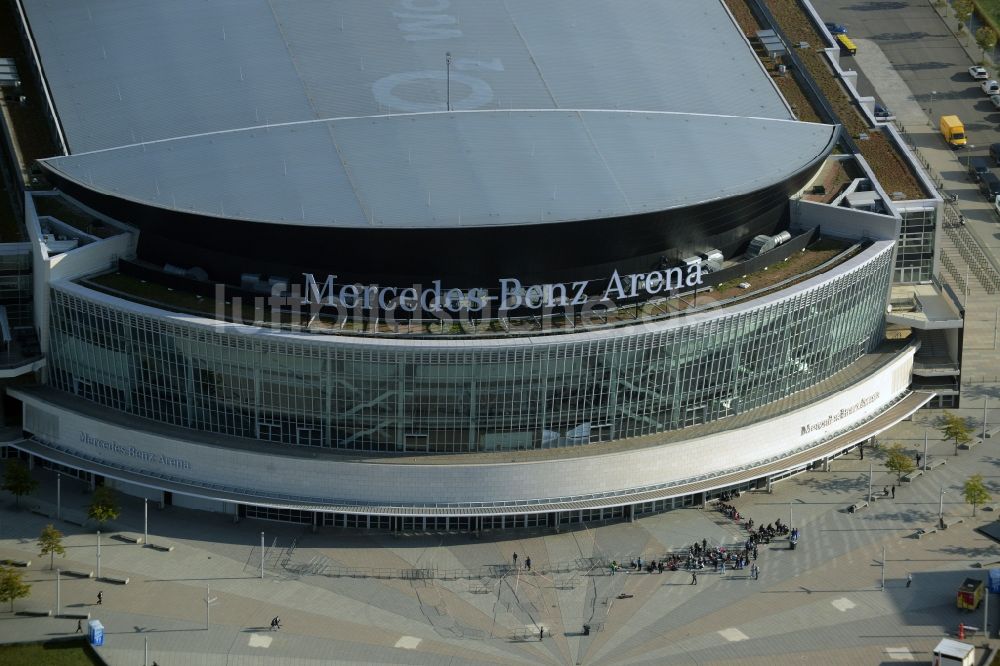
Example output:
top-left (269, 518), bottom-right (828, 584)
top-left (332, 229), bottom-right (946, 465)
top-left (265, 0), bottom-right (324, 122)
top-left (502, 0), bottom-right (559, 108)
top-left (38, 109), bottom-right (830, 160)
top-left (576, 111), bottom-right (632, 213)
top-left (323, 119), bottom-right (371, 227)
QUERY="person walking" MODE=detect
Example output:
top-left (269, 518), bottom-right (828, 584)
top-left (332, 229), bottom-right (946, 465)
top-left (691, 572), bottom-right (698, 585)
top-left (75, 619), bottom-right (83, 633)
top-left (539, 626), bottom-right (544, 641)
top-left (512, 552), bottom-right (518, 567)
top-left (96, 591), bottom-right (103, 606)
top-left (525, 556), bottom-right (531, 571)
top-left (859, 443), bottom-right (864, 460)
top-left (891, 485), bottom-right (895, 499)
top-left (907, 572), bottom-right (913, 588)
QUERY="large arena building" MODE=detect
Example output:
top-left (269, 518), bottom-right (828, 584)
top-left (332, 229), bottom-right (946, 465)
top-left (0, 0), bottom-right (961, 530)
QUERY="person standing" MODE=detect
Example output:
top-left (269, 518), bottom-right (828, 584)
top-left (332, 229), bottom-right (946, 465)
top-left (512, 552), bottom-right (518, 567)
top-left (96, 591), bottom-right (103, 606)
top-left (891, 485), bottom-right (895, 499)
top-left (907, 572), bottom-right (913, 588)
top-left (859, 443), bottom-right (864, 460)
top-left (539, 626), bottom-right (544, 641)
top-left (525, 556), bottom-right (531, 571)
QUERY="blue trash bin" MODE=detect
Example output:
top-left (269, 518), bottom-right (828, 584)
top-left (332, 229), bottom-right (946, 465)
top-left (88, 619), bottom-right (104, 647)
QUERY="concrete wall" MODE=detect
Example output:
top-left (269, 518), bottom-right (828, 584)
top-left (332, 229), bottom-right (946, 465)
top-left (24, 192), bottom-right (135, 365)
top-left (792, 199), bottom-right (899, 242)
top-left (14, 348), bottom-right (915, 510)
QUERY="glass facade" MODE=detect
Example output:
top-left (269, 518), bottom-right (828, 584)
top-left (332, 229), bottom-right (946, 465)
top-left (47, 244), bottom-right (893, 454)
top-left (894, 206), bottom-right (936, 283)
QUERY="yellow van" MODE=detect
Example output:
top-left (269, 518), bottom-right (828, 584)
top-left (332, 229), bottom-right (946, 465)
top-left (836, 34), bottom-right (857, 55)
top-left (940, 115), bottom-right (967, 148)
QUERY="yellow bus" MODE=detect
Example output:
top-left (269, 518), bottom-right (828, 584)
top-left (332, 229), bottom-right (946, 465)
top-left (836, 34), bottom-right (857, 55)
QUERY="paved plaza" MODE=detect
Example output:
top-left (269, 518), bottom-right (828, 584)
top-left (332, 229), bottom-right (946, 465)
top-left (0, 416), bottom-right (999, 666)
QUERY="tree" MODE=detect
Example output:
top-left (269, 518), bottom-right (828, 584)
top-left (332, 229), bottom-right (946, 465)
top-left (87, 486), bottom-right (120, 526)
top-left (964, 474), bottom-right (992, 516)
top-left (885, 443), bottom-right (916, 483)
top-left (939, 412), bottom-right (973, 455)
top-left (2, 461), bottom-right (38, 507)
top-left (37, 524), bottom-right (66, 570)
top-left (976, 26), bottom-right (998, 61)
top-left (0, 565), bottom-right (31, 612)
top-left (954, 0), bottom-right (974, 32)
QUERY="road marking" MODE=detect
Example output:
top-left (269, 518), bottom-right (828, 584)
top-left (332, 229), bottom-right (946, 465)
top-left (718, 627), bottom-right (749, 642)
top-left (831, 597), bottom-right (856, 612)
top-left (885, 647), bottom-right (914, 661)
top-left (247, 633), bottom-right (273, 648)
top-left (395, 636), bottom-right (422, 649)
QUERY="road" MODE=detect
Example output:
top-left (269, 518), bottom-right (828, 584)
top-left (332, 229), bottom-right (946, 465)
top-left (811, 0), bottom-right (1000, 263)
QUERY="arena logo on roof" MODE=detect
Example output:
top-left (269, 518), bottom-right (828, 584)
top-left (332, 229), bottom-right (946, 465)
top-left (300, 265), bottom-right (704, 314)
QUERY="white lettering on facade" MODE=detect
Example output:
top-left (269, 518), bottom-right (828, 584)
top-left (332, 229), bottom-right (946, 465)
top-left (799, 393), bottom-right (881, 436)
top-left (80, 432), bottom-right (191, 470)
top-left (299, 265), bottom-right (705, 315)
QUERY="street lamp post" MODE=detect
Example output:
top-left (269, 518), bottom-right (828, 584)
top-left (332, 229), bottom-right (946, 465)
top-left (930, 90), bottom-right (937, 119)
top-left (939, 487), bottom-right (948, 529)
top-left (923, 431), bottom-right (928, 472)
top-left (881, 546), bottom-right (886, 591)
top-left (445, 52), bottom-right (452, 112)
top-left (56, 473), bottom-right (61, 521)
top-left (968, 144), bottom-right (976, 168)
top-left (96, 530), bottom-right (101, 579)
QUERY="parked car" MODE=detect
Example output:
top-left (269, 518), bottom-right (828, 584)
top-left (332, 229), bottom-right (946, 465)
top-left (968, 156), bottom-right (990, 182)
top-left (991, 142), bottom-right (1000, 165)
top-left (874, 104), bottom-right (892, 120)
top-left (825, 22), bottom-right (848, 35)
top-left (983, 79), bottom-right (1000, 95)
top-left (980, 172), bottom-right (1000, 200)
top-left (970, 65), bottom-right (989, 80)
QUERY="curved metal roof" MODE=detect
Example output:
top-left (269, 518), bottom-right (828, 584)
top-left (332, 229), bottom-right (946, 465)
top-left (40, 110), bottom-right (837, 228)
top-left (24, 0), bottom-right (835, 228)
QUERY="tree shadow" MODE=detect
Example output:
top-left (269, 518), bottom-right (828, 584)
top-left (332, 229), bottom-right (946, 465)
top-left (893, 61), bottom-right (957, 72)
top-left (963, 383), bottom-right (1000, 400)
top-left (934, 544), bottom-right (999, 559)
top-left (845, 1), bottom-right (909, 10)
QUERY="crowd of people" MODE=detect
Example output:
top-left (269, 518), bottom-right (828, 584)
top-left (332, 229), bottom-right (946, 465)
top-left (609, 497), bottom-right (797, 579)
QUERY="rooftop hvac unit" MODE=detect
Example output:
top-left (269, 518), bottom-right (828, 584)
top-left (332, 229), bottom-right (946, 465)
top-left (746, 235), bottom-right (774, 258)
top-left (745, 231), bottom-right (791, 258)
top-left (701, 249), bottom-right (724, 272)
